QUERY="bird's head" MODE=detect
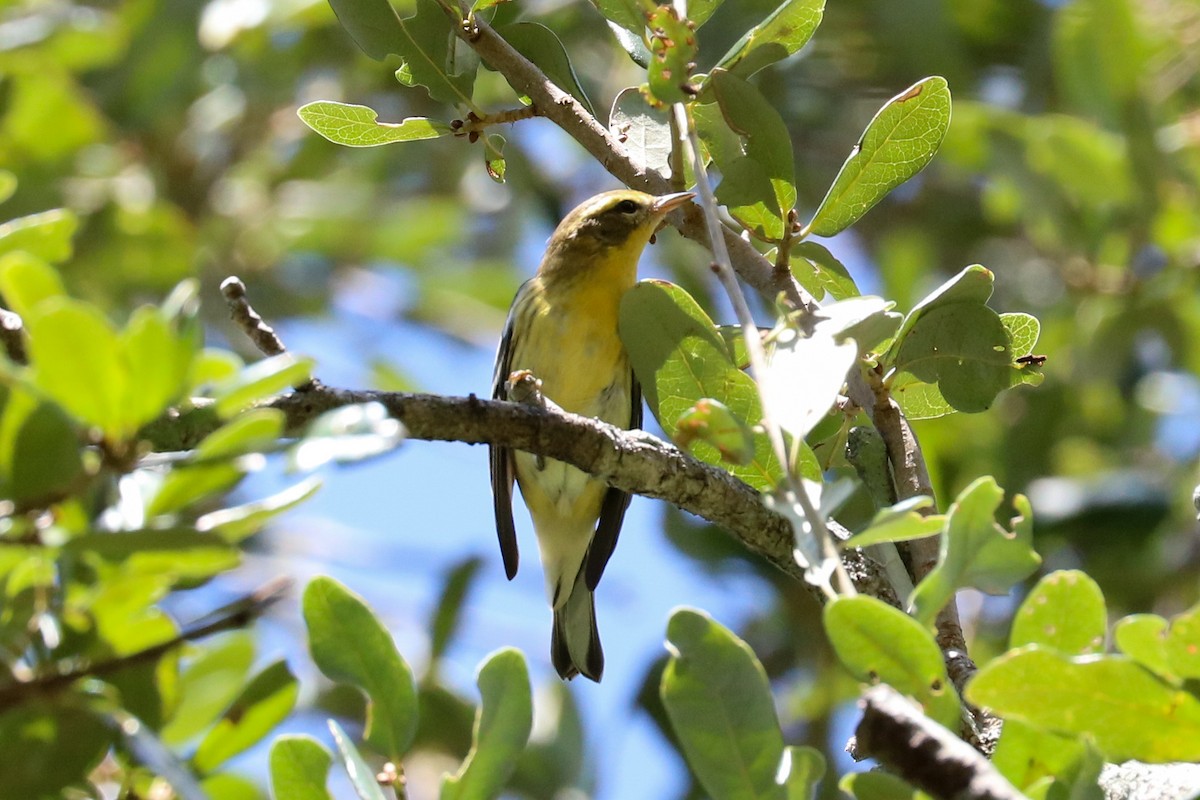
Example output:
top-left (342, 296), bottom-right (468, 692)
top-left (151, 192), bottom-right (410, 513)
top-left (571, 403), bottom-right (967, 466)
top-left (540, 190), bottom-right (695, 277)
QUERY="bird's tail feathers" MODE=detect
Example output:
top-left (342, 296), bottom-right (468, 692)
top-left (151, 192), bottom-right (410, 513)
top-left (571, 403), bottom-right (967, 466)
top-left (551, 568), bottom-right (603, 682)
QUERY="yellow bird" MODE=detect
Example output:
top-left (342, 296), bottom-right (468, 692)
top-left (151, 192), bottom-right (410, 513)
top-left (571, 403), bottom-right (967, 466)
top-left (490, 189), bottom-right (694, 681)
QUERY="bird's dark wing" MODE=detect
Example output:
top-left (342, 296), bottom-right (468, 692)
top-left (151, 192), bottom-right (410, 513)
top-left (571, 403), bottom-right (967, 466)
top-left (584, 373), bottom-right (641, 591)
top-left (490, 301), bottom-right (520, 580)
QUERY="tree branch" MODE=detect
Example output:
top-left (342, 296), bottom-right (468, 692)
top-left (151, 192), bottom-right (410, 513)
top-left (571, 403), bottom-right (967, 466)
top-left (854, 685), bottom-right (1024, 800)
top-left (145, 386), bottom-right (898, 605)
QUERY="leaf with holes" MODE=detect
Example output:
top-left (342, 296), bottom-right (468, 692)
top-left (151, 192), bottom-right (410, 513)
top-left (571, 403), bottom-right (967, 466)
top-left (298, 102), bottom-right (451, 147)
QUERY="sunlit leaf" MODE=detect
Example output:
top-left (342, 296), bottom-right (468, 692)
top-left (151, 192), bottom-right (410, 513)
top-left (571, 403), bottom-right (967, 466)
top-left (967, 647), bottom-right (1200, 763)
top-left (778, 745), bottom-right (825, 800)
top-left (271, 735), bottom-right (334, 800)
top-left (161, 633), bottom-right (256, 746)
top-left (824, 595), bottom-right (961, 730)
top-left (0, 252), bottom-right (66, 319)
top-left (211, 353), bottom-right (314, 419)
top-left (762, 325), bottom-right (856, 441)
top-left (0, 209), bottom-right (78, 264)
top-left (287, 402), bottom-right (405, 472)
top-left (715, 0), bottom-right (824, 79)
top-left (193, 661), bottom-right (299, 773)
top-left (1010, 570), bottom-right (1107, 656)
top-left (298, 102), bottom-right (451, 147)
top-left (807, 77), bottom-right (951, 237)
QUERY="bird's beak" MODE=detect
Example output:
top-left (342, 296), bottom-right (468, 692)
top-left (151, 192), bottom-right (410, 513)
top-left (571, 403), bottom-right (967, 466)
top-left (650, 191), bottom-right (696, 216)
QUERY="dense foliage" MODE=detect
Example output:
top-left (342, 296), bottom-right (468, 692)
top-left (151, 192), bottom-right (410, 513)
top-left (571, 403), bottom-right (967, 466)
top-left (2, 0), bottom-right (1200, 798)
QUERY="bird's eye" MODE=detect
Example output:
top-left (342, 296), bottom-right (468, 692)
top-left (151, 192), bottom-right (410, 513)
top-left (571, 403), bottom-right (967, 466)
top-left (613, 199), bottom-right (640, 215)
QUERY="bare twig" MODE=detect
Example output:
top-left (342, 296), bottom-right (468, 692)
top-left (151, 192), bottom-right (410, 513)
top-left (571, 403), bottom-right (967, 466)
top-left (220, 276), bottom-right (288, 358)
top-left (0, 577), bottom-right (290, 711)
top-left (0, 308), bottom-right (27, 364)
top-left (854, 685), bottom-right (1024, 800)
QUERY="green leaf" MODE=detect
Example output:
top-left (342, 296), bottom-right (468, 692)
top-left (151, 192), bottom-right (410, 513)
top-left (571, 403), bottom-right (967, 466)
top-left (270, 735), bottom-right (334, 800)
top-left (674, 398), bottom-right (756, 465)
top-left (162, 633), bottom-right (256, 746)
top-left (991, 718), bottom-right (1089, 793)
top-left (761, 325), bottom-right (856, 441)
top-left (326, 0), bottom-right (478, 108)
top-left (812, 296), bottom-right (901, 356)
top-left (909, 477), bottom-right (1040, 625)
top-left (201, 773), bottom-right (262, 800)
top-left (0, 252), bottom-right (66, 319)
top-left (1113, 614), bottom-right (1172, 679)
top-left (1163, 604), bottom-right (1200, 680)
top-left (197, 476), bottom-right (323, 543)
top-left (619, 280), bottom-right (790, 490)
top-left (842, 508), bottom-right (945, 549)
top-left (441, 648), bottom-right (533, 800)
top-left (25, 298), bottom-right (126, 437)
top-left (807, 77), bottom-right (951, 237)
top-left (888, 268), bottom-right (1041, 420)
top-left (297, 102), bottom-right (451, 147)
top-left (0, 705), bottom-right (112, 799)
top-left (715, 0), bottom-right (824, 79)
top-left (610, 87), bottom-right (673, 179)
top-left (645, 6), bottom-right (698, 106)
top-left (64, 530), bottom-right (240, 581)
top-left (498, 23), bottom-right (594, 116)
top-left (589, 0), bottom-right (646, 35)
top-left (211, 353), bottom-right (314, 419)
top-left (661, 608), bottom-right (784, 800)
top-left (1010, 570), bottom-right (1106, 656)
top-left (193, 660), bottom-right (299, 773)
top-left (709, 69), bottom-right (796, 242)
top-left (303, 577), bottom-right (418, 760)
top-left (0, 171), bottom-right (15, 205)
top-left (121, 305), bottom-right (194, 431)
top-left (329, 720), bottom-right (388, 800)
top-left (0, 209), bottom-right (79, 264)
top-left (778, 746), bottom-right (825, 800)
top-left (823, 596), bottom-right (960, 729)
top-left (790, 241), bottom-right (859, 301)
top-left (483, 133), bottom-right (506, 183)
top-left (687, 0), bottom-right (724, 27)
top-left (429, 556), bottom-right (485, 665)
top-left (967, 647), bottom-right (1200, 762)
top-left (839, 771), bottom-right (924, 800)
top-left (0, 388), bottom-right (83, 507)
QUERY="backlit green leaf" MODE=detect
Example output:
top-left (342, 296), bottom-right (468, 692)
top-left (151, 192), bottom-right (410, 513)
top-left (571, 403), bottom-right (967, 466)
top-left (967, 647), bottom-right (1200, 763)
top-left (0, 209), bottom-right (78, 264)
top-left (807, 77), bottom-right (951, 237)
top-left (193, 660), bottom-right (299, 773)
top-left (0, 252), bottom-right (66, 319)
top-left (270, 735), bottom-right (334, 800)
top-left (161, 633), bottom-right (255, 746)
top-left (715, 0), bottom-right (824, 79)
top-left (211, 353), bottom-right (314, 419)
top-left (779, 746), bottom-right (825, 800)
top-left (823, 596), bottom-right (960, 729)
top-left (298, 102), bottom-right (451, 147)
top-left (1010, 570), bottom-right (1106, 656)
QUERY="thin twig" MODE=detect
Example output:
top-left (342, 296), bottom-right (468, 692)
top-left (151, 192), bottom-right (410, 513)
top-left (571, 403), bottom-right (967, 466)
top-left (854, 685), bottom-right (1024, 800)
top-left (0, 577), bottom-right (291, 711)
top-left (0, 308), bottom-right (27, 364)
top-left (220, 276), bottom-right (287, 358)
